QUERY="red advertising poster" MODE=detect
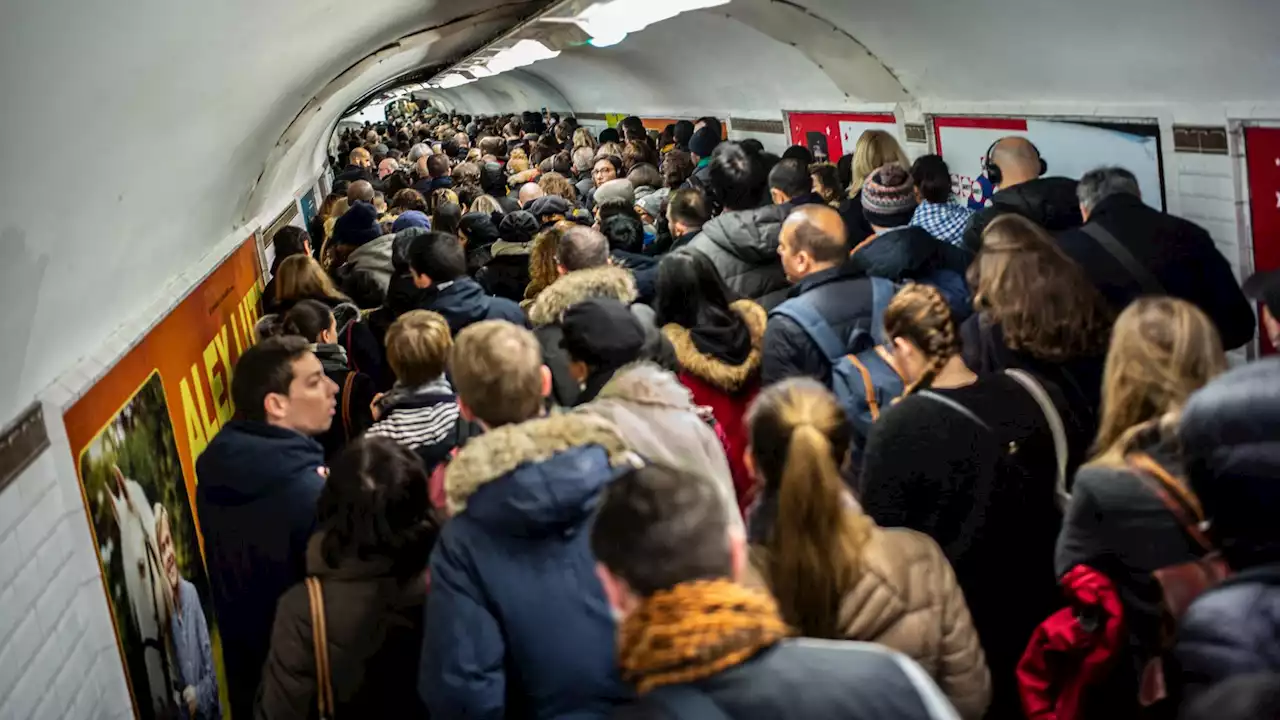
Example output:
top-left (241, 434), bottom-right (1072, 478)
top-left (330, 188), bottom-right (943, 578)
top-left (1246, 127), bottom-right (1280, 355)
top-left (785, 111), bottom-right (897, 163)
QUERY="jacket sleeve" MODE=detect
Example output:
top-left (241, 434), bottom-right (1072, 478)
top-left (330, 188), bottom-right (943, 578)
top-left (760, 315), bottom-right (826, 387)
top-left (933, 546), bottom-right (992, 720)
top-left (347, 372), bottom-right (379, 438)
top-left (255, 589), bottom-right (315, 720)
top-left (421, 531), bottom-right (506, 720)
top-left (1054, 472), bottom-right (1106, 578)
top-left (1192, 233), bottom-right (1256, 351)
top-left (858, 400), bottom-right (947, 531)
top-left (961, 207), bottom-right (997, 253)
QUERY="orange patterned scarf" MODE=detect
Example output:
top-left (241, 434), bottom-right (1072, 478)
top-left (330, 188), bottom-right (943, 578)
top-left (618, 579), bottom-right (791, 695)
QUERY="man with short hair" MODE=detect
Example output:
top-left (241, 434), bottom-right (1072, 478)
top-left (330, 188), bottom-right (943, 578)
top-left (681, 126), bottom-right (722, 203)
top-left (592, 464), bottom-right (961, 720)
top-left (666, 188), bottom-right (710, 251)
top-left (762, 205), bottom-right (876, 387)
top-left (408, 231), bottom-right (526, 333)
top-left (529, 226), bottom-right (674, 406)
top-left (680, 142), bottom-right (791, 308)
top-left (335, 147), bottom-right (379, 187)
top-left (960, 136), bottom-right (1083, 251)
top-left (1057, 166), bottom-right (1255, 349)
top-left (768, 158), bottom-right (825, 207)
top-left (420, 321), bottom-right (634, 719)
top-left (346, 179), bottom-right (376, 204)
top-left (195, 337), bottom-right (337, 718)
top-left (413, 154), bottom-right (454, 198)
top-left (601, 212), bottom-right (657, 304)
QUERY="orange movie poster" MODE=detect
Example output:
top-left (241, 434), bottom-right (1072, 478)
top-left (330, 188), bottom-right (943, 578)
top-left (63, 236), bottom-right (263, 720)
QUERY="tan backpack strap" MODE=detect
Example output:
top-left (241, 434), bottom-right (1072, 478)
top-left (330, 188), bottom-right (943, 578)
top-left (846, 354), bottom-right (881, 420)
top-left (307, 577), bottom-right (335, 719)
top-left (341, 372), bottom-right (357, 440)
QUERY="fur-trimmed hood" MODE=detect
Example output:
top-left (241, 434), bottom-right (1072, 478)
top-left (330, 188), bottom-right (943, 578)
top-left (593, 362), bottom-right (698, 412)
top-left (527, 265), bottom-right (638, 327)
top-left (663, 300), bottom-right (767, 392)
top-left (444, 413), bottom-right (636, 524)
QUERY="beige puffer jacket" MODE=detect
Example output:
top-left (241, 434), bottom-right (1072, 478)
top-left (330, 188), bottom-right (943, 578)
top-left (752, 524), bottom-right (991, 720)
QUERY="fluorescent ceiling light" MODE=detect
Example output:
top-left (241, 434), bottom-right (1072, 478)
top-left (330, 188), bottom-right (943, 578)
top-left (437, 73), bottom-right (474, 89)
top-left (467, 65), bottom-right (494, 78)
top-left (485, 39), bottom-right (561, 74)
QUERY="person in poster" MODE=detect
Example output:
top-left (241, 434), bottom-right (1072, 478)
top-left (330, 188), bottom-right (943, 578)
top-left (156, 504), bottom-right (220, 719)
top-left (77, 372), bottom-right (227, 720)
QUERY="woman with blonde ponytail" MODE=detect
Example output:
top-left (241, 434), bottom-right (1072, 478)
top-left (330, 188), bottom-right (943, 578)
top-left (1053, 298), bottom-right (1226, 715)
top-left (860, 283), bottom-right (1074, 720)
top-left (746, 379), bottom-right (991, 720)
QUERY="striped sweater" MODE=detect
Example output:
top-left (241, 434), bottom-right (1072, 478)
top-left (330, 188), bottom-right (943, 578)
top-left (366, 378), bottom-right (460, 454)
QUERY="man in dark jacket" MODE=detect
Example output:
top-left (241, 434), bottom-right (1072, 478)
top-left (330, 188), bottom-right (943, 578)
top-left (334, 147), bottom-right (379, 187)
top-left (680, 142), bottom-right (791, 309)
top-left (666, 187), bottom-right (711, 253)
top-left (961, 136), bottom-right (1083, 252)
top-left (762, 205), bottom-right (874, 387)
top-left (592, 463), bottom-right (959, 720)
top-left (527, 225), bottom-right (676, 407)
top-left (421, 321), bottom-right (633, 719)
top-left (194, 337), bottom-right (337, 718)
top-left (1172, 358), bottom-right (1280, 702)
top-left (411, 154), bottom-right (453, 198)
top-left (408, 231), bottom-right (526, 334)
top-left (769, 158), bottom-right (826, 208)
top-left (1058, 166), bottom-right (1255, 350)
top-left (681, 125), bottom-right (721, 211)
top-left (602, 212), bottom-right (658, 305)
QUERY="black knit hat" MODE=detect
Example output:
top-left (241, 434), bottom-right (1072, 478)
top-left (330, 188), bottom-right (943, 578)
top-left (498, 210), bottom-right (539, 245)
top-left (689, 127), bottom-right (720, 159)
top-left (458, 212), bottom-right (500, 247)
top-left (561, 298), bottom-right (645, 368)
top-left (861, 164), bottom-right (918, 228)
top-left (332, 201), bottom-right (384, 247)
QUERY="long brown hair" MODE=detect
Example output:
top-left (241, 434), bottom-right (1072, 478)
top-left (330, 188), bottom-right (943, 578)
top-left (276, 254), bottom-right (348, 305)
top-left (970, 214), bottom-right (1113, 361)
top-left (882, 284), bottom-right (962, 395)
top-left (1091, 297), bottom-right (1227, 466)
top-left (527, 223), bottom-right (570, 299)
top-left (747, 379), bottom-right (873, 638)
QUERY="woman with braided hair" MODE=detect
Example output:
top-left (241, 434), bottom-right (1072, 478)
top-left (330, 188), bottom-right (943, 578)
top-left (746, 379), bottom-right (991, 719)
top-left (860, 283), bottom-right (1077, 720)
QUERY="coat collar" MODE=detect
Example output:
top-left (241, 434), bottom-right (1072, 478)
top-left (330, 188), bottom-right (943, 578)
top-left (444, 412), bottom-right (634, 515)
top-left (663, 300), bottom-right (766, 392)
top-left (526, 265), bottom-right (638, 327)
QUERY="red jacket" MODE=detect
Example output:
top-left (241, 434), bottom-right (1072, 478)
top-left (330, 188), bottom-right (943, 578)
top-left (1017, 565), bottom-right (1125, 720)
top-left (662, 300), bottom-right (767, 512)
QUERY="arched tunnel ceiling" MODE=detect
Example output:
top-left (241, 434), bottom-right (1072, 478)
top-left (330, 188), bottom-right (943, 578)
top-left (2, 0), bottom-right (1280, 422)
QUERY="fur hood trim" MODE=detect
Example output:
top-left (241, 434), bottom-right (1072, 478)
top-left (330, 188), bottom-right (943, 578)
top-left (527, 265), bottom-right (638, 327)
top-left (445, 413), bottom-right (634, 515)
top-left (663, 300), bottom-right (767, 392)
top-left (593, 362), bottom-right (696, 410)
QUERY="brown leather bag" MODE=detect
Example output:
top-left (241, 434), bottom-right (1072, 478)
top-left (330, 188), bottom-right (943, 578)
top-left (1127, 453), bottom-right (1231, 707)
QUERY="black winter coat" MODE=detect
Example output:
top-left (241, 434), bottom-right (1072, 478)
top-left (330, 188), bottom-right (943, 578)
top-left (681, 204), bottom-right (790, 309)
top-left (760, 263), bottom-right (875, 387)
top-left (616, 640), bottom-right (959, 720)
top-left (1173, 565), bottom-right (1280, 703)
top-left (1056, 194), bottom-right (1255, 350)
top-left (312, 344), bottom-right (377, 462)
top-left (334, 164), bottom-right (380, 189)
top-left (849, 225), bottom-right (973, 283)
top-left (838, 189), bottom-right (875, 245)
top-left (417, 276), bottom-right (527, 335)
top-left (195, 421), bottom-right (326, 718)
top-left (961, 176), bottom-right (1084, 252)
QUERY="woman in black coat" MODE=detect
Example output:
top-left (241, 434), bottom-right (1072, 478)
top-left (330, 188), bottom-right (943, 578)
top-left (1054, 297), bottom-right (1227, 713)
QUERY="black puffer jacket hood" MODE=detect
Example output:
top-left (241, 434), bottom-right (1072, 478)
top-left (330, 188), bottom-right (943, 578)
top-left (962, 176), bottom-right (1084, 251)
top-left (850, 225), bottom-right (973, 281)
top-left (1180, 357), bottom-right (1280, 568)
top-left (683, 203), bottom-right (790, 308)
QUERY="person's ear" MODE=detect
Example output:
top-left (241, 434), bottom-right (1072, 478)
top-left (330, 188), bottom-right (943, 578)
top-left (540, 365), bottom-right (553, 398)
top-left (770, 188), bottom-right (787, 206)
top-left (263, 392), bottom-right (289, 422)
top-left (556, 263), bottom-right (568, 277)
top-left (596, 563), bottom-right (632, 620)
top-left (1079, 202), bottom-right (1090, 223)
top-left (458, 398), bottom-right (476, 423)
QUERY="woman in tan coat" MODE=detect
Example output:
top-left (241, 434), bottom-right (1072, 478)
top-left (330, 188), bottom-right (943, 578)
top-left (745, 378), bottom-right (991, 720)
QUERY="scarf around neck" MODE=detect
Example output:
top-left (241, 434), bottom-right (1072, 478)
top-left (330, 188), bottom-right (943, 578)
top-left (618, 578), bottom-right (790, 695)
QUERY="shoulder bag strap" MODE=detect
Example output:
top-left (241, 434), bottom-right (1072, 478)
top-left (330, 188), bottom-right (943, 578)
top-left (644, 684), bottom-right (734, 720)
top-left (344, 320), bottom-right (359, 372)
top-left (306, 577), bottom-right (335, 719)
top-left (1081, 223), bottom-right (1165, 295)
top-left (342, 372), bottom-right (357, 440)
top-left (769, 298), bottom-right (846, 362)
top-left (869, 277), bottom-right (897, 346)
top-left (1004, 368), bottom-right (1071, 509)
top-left (1126, 452), bottom-right (1213, 552)
top-left (916, 390), bottom-right (993, 432)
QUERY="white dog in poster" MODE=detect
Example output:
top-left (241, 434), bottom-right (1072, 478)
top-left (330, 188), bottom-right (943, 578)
top-left (108, 465), bottom-right (174, 718)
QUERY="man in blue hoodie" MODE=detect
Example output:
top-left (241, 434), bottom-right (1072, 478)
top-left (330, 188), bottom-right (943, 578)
top-left (420, 320), bottom-right (633, 718)
top-left (408, 230), bottom-right (527, 333)
top-left (195, 336), bottom-right (336, 718)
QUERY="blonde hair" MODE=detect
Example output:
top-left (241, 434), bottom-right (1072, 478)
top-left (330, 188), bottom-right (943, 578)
top-left (1091, 297), bottom-right (1227, 466)
top-left (507, 157), bottom-right (529, 174)
top-left (538, 172), bottom-right (578, 203)
top-left (386, 310), bottom-right (453, 386)
top-left (882, 284), bottom-right (961, 395)
top-left (573, 127), bottom-right (597, 152)
top-left (747, 379), bottom-right (873, 638)
top-left (429, 188), bottom-right (459, 213)
top-left (276, 254), bottom-right (347, 304)
top-left (850, 130), bottom-right (910, 195)
top-left (451, 321), bottom-right (545, 427)
top-left (469, 195), bottom-right (504, 216)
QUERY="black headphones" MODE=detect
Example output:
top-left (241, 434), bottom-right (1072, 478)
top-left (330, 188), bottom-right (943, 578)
top-left (983, 138), bottom-right (1047, 187)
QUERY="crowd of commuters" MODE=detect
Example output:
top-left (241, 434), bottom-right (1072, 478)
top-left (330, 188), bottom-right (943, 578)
top-left (191, 107), bottom-right (1280, 720)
